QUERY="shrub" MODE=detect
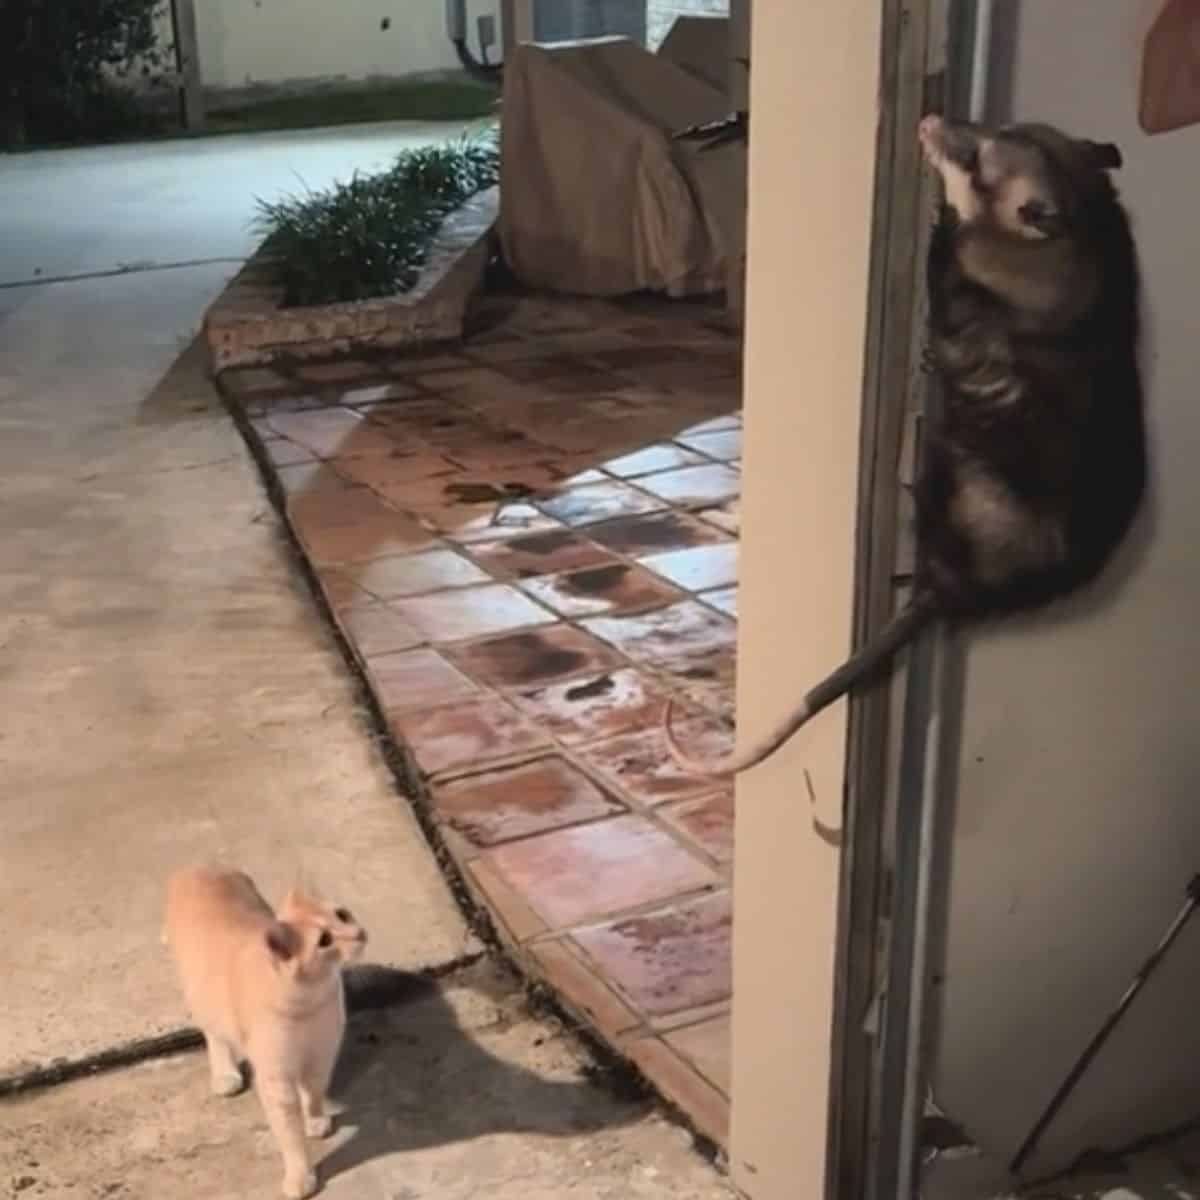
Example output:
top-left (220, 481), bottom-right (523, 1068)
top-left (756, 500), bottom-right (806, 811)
top-left (254, 132), bottom-right (500, 308)
top-left (1, 0), bottom-right (172, 149)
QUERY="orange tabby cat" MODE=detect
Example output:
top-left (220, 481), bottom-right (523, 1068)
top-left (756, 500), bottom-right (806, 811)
top-left (163, 866), bottom-right (367, 1199)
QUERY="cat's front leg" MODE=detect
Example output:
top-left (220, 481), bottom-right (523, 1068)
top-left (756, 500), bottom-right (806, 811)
top-left (204, 1032), bottom-right (244, 1097)
top-left (257, 1076), bottom-right (317, 1199)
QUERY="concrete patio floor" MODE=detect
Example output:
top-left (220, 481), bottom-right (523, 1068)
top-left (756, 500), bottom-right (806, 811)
top-left (0, 125), bottom-right (733, 1200)
top-left (217, 286), bottom-right (743, 1146)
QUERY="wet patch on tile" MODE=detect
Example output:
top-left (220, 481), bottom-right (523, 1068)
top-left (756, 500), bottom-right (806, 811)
top-left (391, 696), bottom-right (550, 778)
top-left (340, 381), bottom-right (422, 407)
top-left (467, 529), bottom-right (616, 580)
top-left (427, 502), bottom-right (565, 544)
top-left (432, 756), bottom-right (625, 846)
top-left (480, 814), bottom-right (718, 928)
top-left (535, 480), bottom-right (665, 527)
top-left (580, 600), bottom-right (737, 670)
top-left (352, 547), bottom-right (491, 599)
top-left (659, 791), bottom-right (734, 863)
top-left (445, 625), bottom-right (619, 691)
top-left (331, 449), bottom-right (459, 491)
top-left (576, 717), bottom-right (734, 807)
top-left (512, 667), bottom-right (668, 746)
top-left (638, 544), bottom-right (738, 593)
top-left (365, 646), bottom-right (480, 713)
top-left (518, 562), bottom-right (681, 618)
top-left (635, 464), bottom-right (740, 508)
top-left (588, 511), bottom-right (730, 557)
top-left (389, 582), bottom-right (555, 643)
top-left (572, 891), bottom-right (732, 1016)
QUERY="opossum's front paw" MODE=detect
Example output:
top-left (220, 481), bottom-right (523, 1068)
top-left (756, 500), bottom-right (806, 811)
top-left (306, 1114), bottom-right (334, 1139)
top-left (282, 1167), bottom-right (318, 1199)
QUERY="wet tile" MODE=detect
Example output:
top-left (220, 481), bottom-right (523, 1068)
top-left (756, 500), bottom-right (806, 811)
top-left (275, 461), bottom-right (356, 497)
top-left (316, 568), bottom-right (373, 615)
top-left (620, 1035), bottom-right (729, 1145)
top-left (635, 464), bottom-right (740, 508)
top-left (265, 407), bottom-right (366, 457)
top-left (480, 814), bottom-right (718, 928)
top-left (391, 696), bottom-right (550, 778)
top-left (580, 600), bottom-right (737, 669)
top-left (331, 449), bottom-right (458, 491)
top-left (293, 358), bottom-right (378, 384)
top-left (468, 529), bottom-right (616, 580)
top-left (339, 381), bottom-right (421, 407)
top-left (637, 543), bottom-right (738, 593)
top-left (430, 502), bottom-right (565, 545)
top-left (602, 443), bottom-right (706, 478)
top-left (679, 415), bottom-right (740, 437)
top-left (365, 647), bottom-right (480, 713)
top-left (291, 499), bottom-right (437, 566)
top-left (528, 940), bottom-right (642, 1039)
top-left (353, 547), bottom-right (491, 599)
top-left (263, 437), bottom-right (316, 468)
top-left (697, 499), bottom-right (740, 535)
top-left (519, 562), bottom-right (681, 618)
top-left (590, 345), bottom-right (697, 370)
top-left (588, 511), bottom-right (730, 557)
top-left (442, 430), bottom-right (557, 470)
top-left (388, 351), bottom-right (472, 375)
top-left (390, 582), bottom-right (554, 643)
top-left (432, 756), bottom-right (624, 846)
top-left (494, 355), bottom-right (610, 385)
top-left (338, 604), bottom-right (425, 657)
top-left (512, 667), bottom-right (667, 746)
top-left (676, 428), bottom-right (742, 461)
top-left (664, 1013), bottom-right (732, 1094)
top-left (535, 481), bottom-right (665, 527)
top-left (699, 585), bottom-right (737, 619)
top-left (572, 891), bottom-right (732, 1016)
top-left (659, 791), bottom-right (734, 863)
top-left (576, 717), bottom-right (734, 806)
top-left (446, 625), bottom-right (619, 691)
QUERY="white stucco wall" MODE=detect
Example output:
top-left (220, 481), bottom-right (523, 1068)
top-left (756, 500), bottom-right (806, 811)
top-left (193, 0), bottom-right (500, 90)
top-left (930, 0), bottom-right (1200, 1181)
top-left (647, 0), bottom-right (729, 51)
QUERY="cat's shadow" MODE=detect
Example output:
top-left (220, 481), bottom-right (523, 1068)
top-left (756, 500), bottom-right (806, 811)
top-left (309, 961), bottom-right (646, 1184)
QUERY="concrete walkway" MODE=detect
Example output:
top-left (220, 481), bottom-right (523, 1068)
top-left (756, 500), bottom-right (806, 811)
top-left (0, 126), bottom-right (731, 1199)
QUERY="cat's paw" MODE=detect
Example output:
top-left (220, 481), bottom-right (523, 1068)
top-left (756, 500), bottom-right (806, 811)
top-left (282, 1168), bottom-right (318, 1199)
top-left (305, 1114), bottom-right (334, 1139)
top-left (211, 1070), bottom-right (244, 1097)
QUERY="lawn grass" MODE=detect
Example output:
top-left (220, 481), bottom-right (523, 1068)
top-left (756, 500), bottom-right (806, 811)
top-left (207, 79), bottom-right (499, 136)
top-left (254, 131), bottom-right (500, 308)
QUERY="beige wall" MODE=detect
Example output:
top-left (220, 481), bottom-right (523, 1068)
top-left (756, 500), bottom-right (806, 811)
top-left (730, 0), bottom-right (881, 1195)
top-left (930, 0), bottom-right (1200, 1180)
top-left (193, 0), bottom-right (500, 90)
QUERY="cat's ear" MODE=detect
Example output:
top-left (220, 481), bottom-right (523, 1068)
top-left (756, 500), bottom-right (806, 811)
top-left (265, 921), bottom-right (301, 962)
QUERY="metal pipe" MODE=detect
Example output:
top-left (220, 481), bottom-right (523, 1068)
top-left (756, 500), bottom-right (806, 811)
top-left (446, 0), bottom-right (503, 82)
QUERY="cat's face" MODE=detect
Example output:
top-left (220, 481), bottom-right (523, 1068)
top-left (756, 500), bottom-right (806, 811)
top-left (266, 888), bottom-right (368, 984)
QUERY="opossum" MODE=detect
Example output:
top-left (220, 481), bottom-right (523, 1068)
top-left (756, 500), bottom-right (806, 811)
top-left (665, 114), bottom-right (1146, 777)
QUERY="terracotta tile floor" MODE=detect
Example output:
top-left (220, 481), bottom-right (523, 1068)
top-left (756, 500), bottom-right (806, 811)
top-left (219, 289), bottom-right (740, 1148)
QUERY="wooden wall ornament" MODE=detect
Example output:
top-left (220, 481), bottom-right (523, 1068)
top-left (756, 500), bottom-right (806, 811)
top-left (1139, 0), bottom-right (1200, 134)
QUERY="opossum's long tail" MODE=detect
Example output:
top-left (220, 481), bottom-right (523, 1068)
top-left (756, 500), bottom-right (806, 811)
top-left (663, 595), bottom-right (937, 777)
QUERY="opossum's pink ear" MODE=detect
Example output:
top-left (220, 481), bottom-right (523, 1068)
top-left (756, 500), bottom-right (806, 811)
top-left (1081, 140), bottom-right (1122, 170)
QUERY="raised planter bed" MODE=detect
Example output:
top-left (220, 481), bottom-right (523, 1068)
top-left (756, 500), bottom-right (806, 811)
top-left (203, 186), bottom-right (498, 372)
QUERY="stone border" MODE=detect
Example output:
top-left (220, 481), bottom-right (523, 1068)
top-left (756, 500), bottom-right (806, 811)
top-left (203, 186), bottom-right (498, 372)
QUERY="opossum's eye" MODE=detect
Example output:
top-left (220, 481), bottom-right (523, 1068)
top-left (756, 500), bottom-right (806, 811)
top-left (1017, 199), bottom-right (1063, 237)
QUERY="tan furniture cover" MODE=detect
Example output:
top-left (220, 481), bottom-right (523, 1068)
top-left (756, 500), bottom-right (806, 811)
top-left (498, 36), bottom-right (734, 297)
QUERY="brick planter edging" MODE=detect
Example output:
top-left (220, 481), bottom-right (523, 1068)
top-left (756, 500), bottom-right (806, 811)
top-left (203, 186), bottom-right (498, 372)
